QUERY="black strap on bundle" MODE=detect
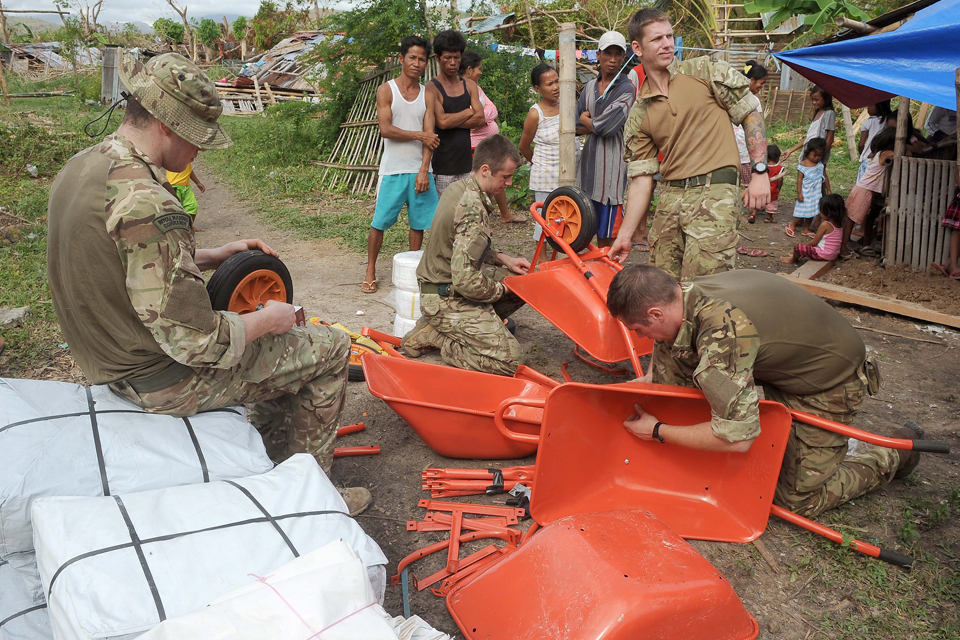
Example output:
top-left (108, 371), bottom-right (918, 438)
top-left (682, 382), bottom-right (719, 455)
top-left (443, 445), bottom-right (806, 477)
top-left (1, 406), bottom-right (241, 434)
top-left (0, 604), bottom-right (47, 629)
top-left (85, 387), bottom-right (110, 496)
top-left (114, 496), bottom-right (166, 622)
top-left (182, 417), bottom-right (210, 482)
top-left (225, 481), bottom-right (300, 558)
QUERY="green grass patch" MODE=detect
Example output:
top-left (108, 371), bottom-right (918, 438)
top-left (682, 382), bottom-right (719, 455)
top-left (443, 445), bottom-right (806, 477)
top-left (767, 119), bottom-right (860, 204)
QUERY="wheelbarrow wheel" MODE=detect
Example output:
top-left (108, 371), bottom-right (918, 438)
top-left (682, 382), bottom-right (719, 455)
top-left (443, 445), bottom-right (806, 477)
top-left (542, 186), bottom-right (597, 253)
top-left (348, 341), bottom-right (379, 382)
top-left (207, 250), bottom-right (293, 314)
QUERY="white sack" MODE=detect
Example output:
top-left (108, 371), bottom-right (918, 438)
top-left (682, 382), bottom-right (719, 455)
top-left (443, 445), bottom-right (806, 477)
top-left (393, 314), bottom-right (418, 338)
top-left (0, 378), bottom-right (274, 557)
top-left (31, 455), bottom-right (387, 640)
top-left (0, 554), bottom-right (52, 640)
top-left (384, 288), bottom-right (422, 320)
top-left (138, 540), bottom-right (397, 640)
top-left (392, 251), bottom-right (422, 292)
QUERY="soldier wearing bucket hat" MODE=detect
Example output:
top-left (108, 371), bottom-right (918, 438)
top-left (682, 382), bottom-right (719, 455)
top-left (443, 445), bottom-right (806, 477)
top-left (46, 52), bottom-right (372, 516)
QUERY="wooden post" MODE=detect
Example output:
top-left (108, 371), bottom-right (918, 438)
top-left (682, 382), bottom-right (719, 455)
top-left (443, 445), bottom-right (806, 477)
top-left (885, 97), bottom-right (911, 264)
top-left (524, 1), bottom-right (536, 48)
top-left (558, 22), bottom-right (576, 186)
top-left (0, 57), bottom-right (11, 108)
top-left (841, 104), bottom-right (858, 162)
top-left (0, 3), bottom-right (9, 44)
top-left (253, 75), bottom-right (264, 113)
top-left (263, 82), bottom-right (277, 105)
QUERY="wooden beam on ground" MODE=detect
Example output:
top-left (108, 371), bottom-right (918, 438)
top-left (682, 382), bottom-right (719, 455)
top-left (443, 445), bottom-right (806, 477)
top-left (778, 274), bottom-right (960, 329)
top-left (787, 259), bottom-right (835, 281)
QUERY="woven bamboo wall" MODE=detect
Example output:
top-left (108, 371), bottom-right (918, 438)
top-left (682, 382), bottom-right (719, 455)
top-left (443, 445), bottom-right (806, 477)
top-left (762, 87), bottom-right (813, 125)
top-left (885, 157), bottom-right (957, 270)
top-left (319, 59), bottom-right (439, 195)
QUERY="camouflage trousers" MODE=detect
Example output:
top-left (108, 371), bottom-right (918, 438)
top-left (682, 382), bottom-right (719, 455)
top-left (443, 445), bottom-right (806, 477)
top-left (650, 181), bottom-right (742, 280)
top-left (110, 325), bottom-right (351, 473)
top-left (765, 363), bottom-right (899, 518)
top-left (418, 283), bottom-right (525, 377)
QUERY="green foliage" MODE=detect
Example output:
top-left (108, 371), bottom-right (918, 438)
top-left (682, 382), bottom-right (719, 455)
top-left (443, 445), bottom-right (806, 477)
top-left (153, 17), bottom-right (186, 44)
top-left (474, 47), bottom-right (538, 146)
top-left (233, 16), bottom-right (249, 40)
top-left (196, 18), bottom-right (222, 46)
top-left (743, 0), bottom-right (870, 33)
top-left (251, 1), bottom-right (309, 50)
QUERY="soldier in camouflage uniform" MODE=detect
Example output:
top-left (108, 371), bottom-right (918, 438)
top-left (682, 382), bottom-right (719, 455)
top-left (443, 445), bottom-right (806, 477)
top-left (606, 266), bottom-right (923, 518)
top-left (401, 135), bottom-right (530, 376)
top-left (46, 52), bottom-right (371, 514)
top-left (608, 9), bottom-right (772, 278)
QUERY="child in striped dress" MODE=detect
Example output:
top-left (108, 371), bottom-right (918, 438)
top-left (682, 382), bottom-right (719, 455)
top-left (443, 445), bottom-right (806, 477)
top-left (786, 137), bottom-right (830, 238)
top-left (782, 194), bottom-right (844, 264)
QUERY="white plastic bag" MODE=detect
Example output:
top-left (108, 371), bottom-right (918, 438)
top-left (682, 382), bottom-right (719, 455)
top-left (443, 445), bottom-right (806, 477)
top-left (138, 541), bottom-right (396, 640)
top-left (0, 378), bottom-right (273, 558)
top-left (0, 553), bottom-right (52, 640)
top-left (32, 455), bottom-right (388, 640)
top-left (392, 251), bottom-right (422, 292)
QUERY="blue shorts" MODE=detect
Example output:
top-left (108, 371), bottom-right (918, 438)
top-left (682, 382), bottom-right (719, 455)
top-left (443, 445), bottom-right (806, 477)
top-left (372, 173), bottom-right (439, 231)
top-left (593, 200), bottom-right (624, 239)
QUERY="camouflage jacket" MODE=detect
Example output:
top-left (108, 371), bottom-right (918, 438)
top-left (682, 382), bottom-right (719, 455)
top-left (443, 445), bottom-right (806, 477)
top-left (651, 281), bottom-right (762, 442)
top-left (451, 176), bottom-right (503, 303)
top-left (103, 135), bottom-right (246, 369)
top-left (622, 56), bottom-right (762, 179)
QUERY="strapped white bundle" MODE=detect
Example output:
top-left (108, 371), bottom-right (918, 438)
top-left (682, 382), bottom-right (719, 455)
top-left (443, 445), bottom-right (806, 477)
top-left (0, 379), bottom-right (274, 557)
top-left (0, 553), bottom-right (51, 640)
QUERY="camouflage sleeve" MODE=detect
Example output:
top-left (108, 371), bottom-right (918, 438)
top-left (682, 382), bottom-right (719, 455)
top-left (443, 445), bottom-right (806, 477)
top-left (622, 99), bottom-right (660, 178)
top-left (451, 190), bottom-right (504, 303)
top-left (105, 162), bottom-right (246, 369)
top-left (680, 57), bottom-right (762, 126)
top-left (650, 341), bottom-right (694, 387)
top-left (691, 299), bottom-right (762, 442)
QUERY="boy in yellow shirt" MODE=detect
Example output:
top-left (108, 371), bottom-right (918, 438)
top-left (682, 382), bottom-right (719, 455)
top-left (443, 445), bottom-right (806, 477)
top-left (166, 163), bottom-right (206, 224)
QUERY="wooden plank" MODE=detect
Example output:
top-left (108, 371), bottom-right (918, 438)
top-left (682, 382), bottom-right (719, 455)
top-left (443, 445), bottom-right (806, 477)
top-left (787, 259), bottom-right (835, 281)
top-left (910, 159), bottom-right (923, 268)
top-left (779, 274), bottom-right (960, 329)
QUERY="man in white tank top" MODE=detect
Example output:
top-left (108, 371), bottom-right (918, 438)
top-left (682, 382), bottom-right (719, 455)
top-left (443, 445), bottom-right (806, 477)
top-left (363, 36), bottom-right (440, 294)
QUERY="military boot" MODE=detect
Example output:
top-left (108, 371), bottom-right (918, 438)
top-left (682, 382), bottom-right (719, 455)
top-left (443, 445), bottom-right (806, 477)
top-left (893, 420), bottom-right (923, 479)
top-left (400, 316), bottom-right (443, 358)
top-left (337, 487), bottom-right (372, 516)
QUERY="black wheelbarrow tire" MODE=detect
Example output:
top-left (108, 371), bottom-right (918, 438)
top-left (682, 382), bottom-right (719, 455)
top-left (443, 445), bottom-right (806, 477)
top-left (347, 340), bottom-right (380, 382)
top-left (542, 185), bottom-right (597, 253)
top-left (207, 250), bottom-right (294, 313)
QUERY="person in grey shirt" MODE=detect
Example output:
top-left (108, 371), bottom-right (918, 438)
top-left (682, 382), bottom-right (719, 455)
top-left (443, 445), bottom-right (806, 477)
top-left (576, 31), bottom-right (636, 248)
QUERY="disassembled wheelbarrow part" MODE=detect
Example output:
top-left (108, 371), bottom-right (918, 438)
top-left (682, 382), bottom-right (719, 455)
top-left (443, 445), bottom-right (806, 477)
top-left (207, 250), bottom-right (293, 313)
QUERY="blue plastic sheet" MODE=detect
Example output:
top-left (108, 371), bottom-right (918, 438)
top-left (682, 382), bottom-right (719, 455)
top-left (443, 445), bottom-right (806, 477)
top-left (774, 0), bottom-right (960, 109)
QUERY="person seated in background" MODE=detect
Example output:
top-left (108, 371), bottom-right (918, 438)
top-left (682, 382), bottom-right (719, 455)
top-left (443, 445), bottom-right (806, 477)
top-left (840, 127), bottom-right (896, 260)
top-left (781, 193), bottom-right (844, 265)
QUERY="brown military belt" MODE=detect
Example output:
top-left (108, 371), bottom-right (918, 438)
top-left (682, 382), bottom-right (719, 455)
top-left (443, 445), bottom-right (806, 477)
top-left (126, 360), bottom-right (193, 393)
top-left (665, 167), bottom-right (739, 189)
top-left (419, 282), bottom-right (460, 297)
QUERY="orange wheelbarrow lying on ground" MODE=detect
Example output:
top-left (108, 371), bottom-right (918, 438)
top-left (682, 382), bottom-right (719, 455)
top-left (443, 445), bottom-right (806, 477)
top-left (503, 187), bottom-right (653, 377)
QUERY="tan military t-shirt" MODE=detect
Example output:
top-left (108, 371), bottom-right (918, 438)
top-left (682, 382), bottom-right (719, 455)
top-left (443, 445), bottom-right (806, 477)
top-left (623, 57), bottom-right (761, 181)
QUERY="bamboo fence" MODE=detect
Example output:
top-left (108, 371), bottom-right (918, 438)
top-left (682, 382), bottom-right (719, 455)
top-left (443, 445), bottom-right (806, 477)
top-left (319, 59), bottom-right (439, 195)
top-left (885, 157), bottom-right (957, 270)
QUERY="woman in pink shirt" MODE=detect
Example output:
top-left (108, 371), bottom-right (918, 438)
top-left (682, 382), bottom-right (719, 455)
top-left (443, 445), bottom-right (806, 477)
top-left (460, 51), bottom-right (525, 223)
top-left (781, 194), bottom-right (844, 264)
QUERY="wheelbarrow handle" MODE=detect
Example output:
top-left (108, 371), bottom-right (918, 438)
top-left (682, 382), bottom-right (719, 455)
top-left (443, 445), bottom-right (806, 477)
top-left (493, 397), bottom-right (546, 445)
top-left (789, 409), bottom-right (950, 454)
top-left (770, 505), bottom-right (914, 568)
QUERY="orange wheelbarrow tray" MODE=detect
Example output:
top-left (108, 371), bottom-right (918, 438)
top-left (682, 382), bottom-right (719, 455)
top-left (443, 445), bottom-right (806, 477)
top-left (446, 509), bottom-right (759, 640)
top-left (503, 200), bottom-right (652, 375)
top-left (361, 355), bottom-right (550, 459)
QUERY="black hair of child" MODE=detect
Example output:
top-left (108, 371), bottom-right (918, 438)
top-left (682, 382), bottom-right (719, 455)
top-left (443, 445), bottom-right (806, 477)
top-left (870, 126), bottom-right (897, 155)
top-left (803, 137), bottom-right (827, 160)
top-left (819, 193), bottom-right (845, 226)
top-left (767, 144), bottom-right (781, 163)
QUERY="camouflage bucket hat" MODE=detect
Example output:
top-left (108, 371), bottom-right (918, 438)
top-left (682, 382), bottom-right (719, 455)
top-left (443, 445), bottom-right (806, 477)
top-left (118, 51), bottom-right (232, 150)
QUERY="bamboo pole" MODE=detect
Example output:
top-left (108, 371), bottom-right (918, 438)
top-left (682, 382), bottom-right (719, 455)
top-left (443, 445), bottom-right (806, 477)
top-left (841, 104), bottom-right (857, 162)
top-left (524, 0), bottom-right (536, 48)
top-left (558, 22), bottom-right (576, 187)
top-left (0, 57), bottom-right (10, 107)
top-left (885, 97), bottom-right (910, 265)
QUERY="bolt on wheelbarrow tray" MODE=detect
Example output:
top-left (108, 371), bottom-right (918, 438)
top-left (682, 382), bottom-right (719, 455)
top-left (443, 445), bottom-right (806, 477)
top-left (446, 509), bottom-right (759, 640)
top-left (361, 355), bottom-right (549, 459)
top-left (497, 382), bottom-right (794, 543)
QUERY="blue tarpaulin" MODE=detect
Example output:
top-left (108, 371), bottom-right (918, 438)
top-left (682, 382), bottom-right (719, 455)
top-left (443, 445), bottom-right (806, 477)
top-left (774, 0), bottom-right (960, 109)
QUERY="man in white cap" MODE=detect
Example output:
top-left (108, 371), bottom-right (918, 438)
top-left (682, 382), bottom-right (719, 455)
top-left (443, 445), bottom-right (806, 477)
top-left (46, 53), bottom-right (372, 515)
top-left (576, 31), bottom-right (635, 248)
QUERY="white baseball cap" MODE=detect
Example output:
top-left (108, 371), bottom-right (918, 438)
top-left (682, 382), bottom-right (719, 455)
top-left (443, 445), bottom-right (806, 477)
top-left (598, 31), bottom-right (627, 51)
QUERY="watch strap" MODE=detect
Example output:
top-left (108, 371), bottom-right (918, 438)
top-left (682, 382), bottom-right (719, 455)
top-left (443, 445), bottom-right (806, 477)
top-left (652, 421), bottom-right (665, 443)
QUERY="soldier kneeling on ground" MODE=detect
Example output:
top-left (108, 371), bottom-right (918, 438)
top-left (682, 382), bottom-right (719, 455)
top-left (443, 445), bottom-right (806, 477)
top-left (607, 265), bottom-right (923, 518)
top-left (401, 134), bottom-right (531, 376)
top-left (45, 52), bottom-right (371, 515)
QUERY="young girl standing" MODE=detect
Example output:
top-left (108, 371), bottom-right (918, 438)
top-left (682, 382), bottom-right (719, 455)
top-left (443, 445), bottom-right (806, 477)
top-left (787, 137), bottom-right (829, 238)
top-left (519, 63), bottom-right (561, 240)
top-left (782, 194), bottom-right (845, 264)
top-left (782, 86), bottom-right (836, 167)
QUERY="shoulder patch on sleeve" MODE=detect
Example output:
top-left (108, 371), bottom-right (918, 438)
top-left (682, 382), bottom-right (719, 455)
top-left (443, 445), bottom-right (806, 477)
top-left (153, 212), bottom-right (192, 233)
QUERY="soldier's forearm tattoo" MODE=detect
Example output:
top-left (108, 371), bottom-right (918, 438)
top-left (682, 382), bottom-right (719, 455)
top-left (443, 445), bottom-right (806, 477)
top-left (743, 110), bottom-right (768, 166)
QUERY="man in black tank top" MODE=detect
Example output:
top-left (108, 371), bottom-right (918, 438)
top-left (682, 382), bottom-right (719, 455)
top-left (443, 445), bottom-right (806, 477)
top-left (425, 30), bottom-right (485, 195)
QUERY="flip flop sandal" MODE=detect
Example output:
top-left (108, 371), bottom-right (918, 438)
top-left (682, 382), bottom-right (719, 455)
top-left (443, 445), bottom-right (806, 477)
top-left (785, 227), bottom-right (796, 238)
top-left (501, 216), bottom-right (528, 224)
top-left (763, 217), bottom-right (775, 223)
top-left (632, 241), bottom-right (650, 252)
top-left (951, 271), bottom-right (960, 281)
top-left (361, 279), bottom-right (379, 294)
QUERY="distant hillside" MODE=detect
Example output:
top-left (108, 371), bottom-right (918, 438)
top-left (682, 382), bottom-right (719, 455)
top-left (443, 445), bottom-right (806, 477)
top-left (5, 16), bottom-right (63, 41)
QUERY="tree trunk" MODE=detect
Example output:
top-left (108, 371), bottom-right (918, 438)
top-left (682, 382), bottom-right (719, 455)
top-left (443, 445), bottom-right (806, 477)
top-left (204, 44), bottom-right (214, 63)
top-left (241, 37), bottom-right (247, 60)
top-left (0, 57), bottom-right (12, 108)
top-left (0, 1), bottom-right (9, 45)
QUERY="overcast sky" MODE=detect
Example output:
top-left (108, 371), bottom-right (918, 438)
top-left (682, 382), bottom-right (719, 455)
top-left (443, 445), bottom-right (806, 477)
top-left (3, 0), bottom-right (304, 27)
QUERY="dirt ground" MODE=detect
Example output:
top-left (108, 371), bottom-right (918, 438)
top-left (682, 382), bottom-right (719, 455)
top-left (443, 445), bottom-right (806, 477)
top-left (28, 171), bottom-right (960, 637)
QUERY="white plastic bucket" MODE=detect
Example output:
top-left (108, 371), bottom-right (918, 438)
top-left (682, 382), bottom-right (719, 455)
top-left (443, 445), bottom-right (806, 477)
top-left (393, 314), bottom-right (418, 338)
top-left (392, 251), bottom-right (422, 292)
top-left (394, 288), bottom-right (421, 320)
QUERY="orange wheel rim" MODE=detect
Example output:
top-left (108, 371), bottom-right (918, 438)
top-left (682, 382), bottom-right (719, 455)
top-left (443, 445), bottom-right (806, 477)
top-left (545, 195), bottom-right (582, 244)
top-left (350, 343), bottom-right (378, 367)
top-left (227, 269), bottom-right (287, 314)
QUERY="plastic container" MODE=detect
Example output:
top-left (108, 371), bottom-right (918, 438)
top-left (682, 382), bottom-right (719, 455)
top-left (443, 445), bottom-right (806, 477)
top-left (391, 288), bottom-right (421, 320)
top-left (393, 314), bottom-right (418, 338)
top-left (392, 251), bottom-right (423, 292)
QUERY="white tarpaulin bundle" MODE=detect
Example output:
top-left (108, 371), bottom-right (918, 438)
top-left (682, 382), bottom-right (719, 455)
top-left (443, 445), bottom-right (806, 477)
top-left (138, 540), bottom-right (398, 640)
top-left (0, 379), bottom-right (274, 557)
top-left (0, 554), bottom-right (51, 640)
top-left (31, 455), bottom-right (388, 640)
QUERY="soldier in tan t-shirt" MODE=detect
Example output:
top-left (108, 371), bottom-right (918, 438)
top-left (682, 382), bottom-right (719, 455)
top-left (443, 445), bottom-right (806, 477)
top-left (609, 9), bottom-right (772, 280)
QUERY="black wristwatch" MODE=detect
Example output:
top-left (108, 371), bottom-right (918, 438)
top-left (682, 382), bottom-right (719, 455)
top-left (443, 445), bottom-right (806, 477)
top-left (652, 421), bottom-right (666, 443)
top-left (751, 162), bottom-right (769, 175)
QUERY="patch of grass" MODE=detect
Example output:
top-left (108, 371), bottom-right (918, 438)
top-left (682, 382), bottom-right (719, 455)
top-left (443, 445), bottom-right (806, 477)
top-left (767, 119), bottom-right (860, 205)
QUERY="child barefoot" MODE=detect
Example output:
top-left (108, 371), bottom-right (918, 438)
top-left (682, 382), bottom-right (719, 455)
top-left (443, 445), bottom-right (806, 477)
top-left (787, 137), bottom-right (829, 238)
top-left (782, 194), bottom-right (844, 264)
top-left (759, 144), bottom-right (784, 224)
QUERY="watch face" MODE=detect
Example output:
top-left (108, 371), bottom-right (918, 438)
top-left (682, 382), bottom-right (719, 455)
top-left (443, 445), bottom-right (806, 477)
top-left (754, 162), bottom-right (768, 173)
